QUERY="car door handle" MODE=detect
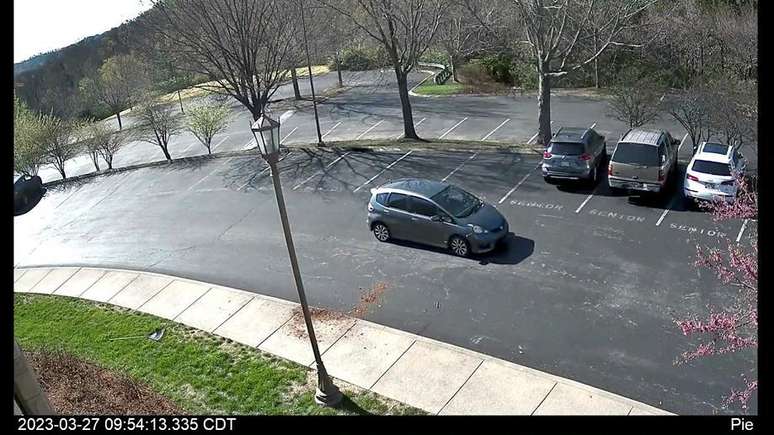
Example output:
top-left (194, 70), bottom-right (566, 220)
top-left (410, 217), bottom-right (418, 221)
top-left (383, 209), bottom-right (391, 214)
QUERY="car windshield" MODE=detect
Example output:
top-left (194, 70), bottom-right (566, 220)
top-left (692, 159), bottom-right (731, 176)
top-left (431, 186), bottom-right (481, 218)
top-left (549, 142), bottom-right (584, 156)
top-left (612, 143), bottom-right (659, 166)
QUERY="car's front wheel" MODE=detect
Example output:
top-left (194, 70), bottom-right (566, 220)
top-left (449, 236), bottom-right (470, 257)
top-left (372, 223), bottom-right (391, 242)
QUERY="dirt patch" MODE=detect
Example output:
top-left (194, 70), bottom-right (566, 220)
top-left (288, 306), bottom-right (350, 339)
top-left (349, 282), bottom-right (388, 318)
top-left (26, 350), bottom-right (184, 415)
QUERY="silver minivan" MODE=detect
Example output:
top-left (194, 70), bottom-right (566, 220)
top-left (608, 128), bottom-right (680, 194)
top-left (366, 178), bottom-right (509, 257)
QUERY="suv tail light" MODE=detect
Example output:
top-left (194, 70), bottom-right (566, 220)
top-left (543, 151), bottom-right (552, 158)
top-left (368, 203), bottom-right (374, 212)
top-left (608, 163), bottom-right (613, 176)
top-left (687, 174), bottom-right (699, 182)
top-left (580, 153), bottom-right (592, 161)
top-left (658, 169), bottom-right (665, 182)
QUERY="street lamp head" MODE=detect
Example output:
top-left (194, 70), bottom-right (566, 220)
top-left (251, 114), bottom-right (281, 158)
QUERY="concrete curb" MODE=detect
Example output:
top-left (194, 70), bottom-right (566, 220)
top-left (14, 266), bottom-right (675, 416)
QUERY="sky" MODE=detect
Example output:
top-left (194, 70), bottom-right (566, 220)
top-left (14, 0), bottom-right (153, 63)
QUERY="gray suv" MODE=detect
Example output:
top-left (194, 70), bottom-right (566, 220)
top-left (542, 127), bottom-right (607, 185)
top-left (367, 178), bottom-right (509, 257)
top-left (608, 128), bottom-right (679, 194)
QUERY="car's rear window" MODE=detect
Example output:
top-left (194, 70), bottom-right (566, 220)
top-left (549, 142), bottom-right (585, 156)
top-left (692, 160), bottom-right (731, 176)
top-left (612, 143), bottom-right (659, 166)
top-left (375, 192), bottom-right (389, 205)
top-left (702, 143), bottom-right (729, 155)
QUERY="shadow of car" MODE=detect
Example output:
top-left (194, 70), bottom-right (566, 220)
top-left (14, 175), bottom-right (46, 216)
top-left (387, 232), bottom-right (534, 266)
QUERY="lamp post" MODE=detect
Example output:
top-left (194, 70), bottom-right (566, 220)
top-left (250, 114), bottom-right (342, 407)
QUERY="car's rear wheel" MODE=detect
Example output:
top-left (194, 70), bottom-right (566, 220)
top-left (449, 236), bottom-right (470, 257)
top-left (372, 223), bottom-right (390, 242)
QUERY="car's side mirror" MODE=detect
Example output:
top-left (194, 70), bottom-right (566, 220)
top-left (430, 215), bottom-right (442, 222)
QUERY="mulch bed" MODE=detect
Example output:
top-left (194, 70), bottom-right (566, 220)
top-left (26, 350), bottom-right (184, 415)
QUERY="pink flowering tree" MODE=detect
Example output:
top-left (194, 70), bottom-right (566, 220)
top-left (676, 174), bottom-right (758, 411)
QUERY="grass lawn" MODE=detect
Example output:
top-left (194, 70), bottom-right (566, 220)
top-left (14, 294), bottom-right (424, 415)
top-left (413, 81), bottom-right (469, 96)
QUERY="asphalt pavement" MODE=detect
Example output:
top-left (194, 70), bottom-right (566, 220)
top-left (14, 144), bottom-right (756, 415)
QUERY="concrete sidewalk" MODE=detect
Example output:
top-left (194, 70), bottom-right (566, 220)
top-left (13, 266), bottom-right (674, 416)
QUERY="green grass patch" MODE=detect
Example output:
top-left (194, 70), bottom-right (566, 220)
top-left (414, 81), bottom-right (469, 96)
top-left (14, 294), bottom-right (424, 415)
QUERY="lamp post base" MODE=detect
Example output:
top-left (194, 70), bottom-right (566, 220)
top-left (314, 385), bottom-right (342, 407)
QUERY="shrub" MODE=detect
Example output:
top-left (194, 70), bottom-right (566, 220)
top-left (329, 46), bottom-right (390, 71)
top-left (510, 62), bottom-right (538, 90)
top-left (419, 49), bottom-right (450, 67)
top-left (480, 54), bottom-right (514, 85)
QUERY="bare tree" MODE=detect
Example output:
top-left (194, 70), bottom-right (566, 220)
top-left (466, 0), bottom-right (659, 145)
top-left (81, 121), bottom-right (128, 171)
top-left (38, 114), bottom-right (84, 180)
top-left (668, 84), bottom-right (711, 152)
top-left (607, 69), bottom-right (663, 128)
top-left (14, 97), bottom-right (46, 177)
top-left (438, 2), bottom-right (491, 83)
top-left (137, 0), bottom-right (301, 121)
top-left (320, 0), bottom-right (447, 140)
top-left (136, 100), bottom-right (182, 162)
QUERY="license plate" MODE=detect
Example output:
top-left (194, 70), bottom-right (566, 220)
top-left (622, 183), bottom-right (637, 189)
top-left (560, 161), bottom-right (571, 167)
top-left (705, 183), bottom-right (717, 189)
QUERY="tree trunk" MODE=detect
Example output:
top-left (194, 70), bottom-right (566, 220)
top-left (450, 54), bottom-right (459, 83)
top-left (395, 71), bottom-right (418, 140)
top-left (56, 165), bottom-right (66, 180)
top-left (91, 152), bottom-right (100, 172)
top-left (160, 142), bottom-right (172, 161)
top-left (537, 70), bottom-right (552, 146)
top-left (107, 155), bottom-right (113, 170)
top-left (116, 111), bottom-right (123, 130)
top-left (336, 53), bottom-right (343, 87)
top-left (593, 29), bottom-right (600, 88)
top-left (291, 68), bottom-right (302, 100)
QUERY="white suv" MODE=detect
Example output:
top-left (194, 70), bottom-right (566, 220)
top-left (684, 142), bottom-right (746, 204)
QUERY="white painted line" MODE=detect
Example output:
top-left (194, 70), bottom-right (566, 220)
top-left (655, 208), bottom-right (670, 226)
top-left (439, 117), bottom-right (468, 139)
top-left (736, 219), bottom-right (749, 243)
top-left (293, 152), bottom-right (351, 190)
top-left (187, 157), bottom-right (233, 191)
top-left (242, 137), bottom-right (256, 150)
top-left (396, 117), bottom-right (426, 140)
top-left (441, 152), bottom-right (478, 182)
top-left (409, 71), bottom-right (435, 93)
top-left (575, 194), bottom-right (594, 214)
top-left (279, 110), bottom-right (296, 123)
top-left (321, 121), bottom-right (342, 140)
top-left (353, 150), bottom-right (413, 193)
top-left (282, 126), bottom-right (299, 143)
top-left (194, 187), bottom-right (230, 193)
top-left (182, 141), bottom-right (199, 154)
top-left (211, 134), bottom-right (231, 152)
top-left (355, 120), bottom-right (383, 140)
top-left (498, 162), bottom-right (540, 204)
top-left (678, 133), bottom-right (688, 153)
top-left (481, 119), bottom-right (510, 141)
top-left (590, 122), bottom-right (597, 129)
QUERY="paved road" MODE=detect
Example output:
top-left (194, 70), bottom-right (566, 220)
top-left (35, 68), bottom-right (757, 185)
top-left (15, 146), bottom-right (757, 415)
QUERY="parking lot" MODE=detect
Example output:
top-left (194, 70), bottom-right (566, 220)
top-left (15, 143), bottom-right (756, 415)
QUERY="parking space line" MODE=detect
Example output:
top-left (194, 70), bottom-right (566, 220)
top-left (396, 118), bottom-right (426, 140)
top-left (292, 152), bottom-right (351, 190)
top-left (355, 120), bottom-right (384, 140)
top-left (590, 122), bottom-right (597, 129)
top-left (655, 208), bottom-right (670, 226)
top-left (652, 134), bottom-right (690, 225)
top-left (441, 152), bottom-right (478, 182)
top-left (238, 153), bottom-right (291, 191)
top-left (188, 157), bottom-right (233, 191)
top-left (282, 126), bottom-right (299, 143)
top-left (321, 121), bottom-right (342, 140)
top-left (353, 150), bottom-right (413, 192)
top-left (498, 164), bottom-right (540, 204)
top-left (182, 141), bottom-right (199, 154)
top-left (736, 219), bottom-right (749, 243)
top-left (575, 194), bottom-right (594, 214)
top-left (481, 119), bottom-right (510, 141)
top-left (439, 117), bottom-right (468, 139)
top-left (211, 134), bottom-right (231, 152)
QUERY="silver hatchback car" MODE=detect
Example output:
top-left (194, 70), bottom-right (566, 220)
top-left (367, 178), bottom-right (509, 257)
